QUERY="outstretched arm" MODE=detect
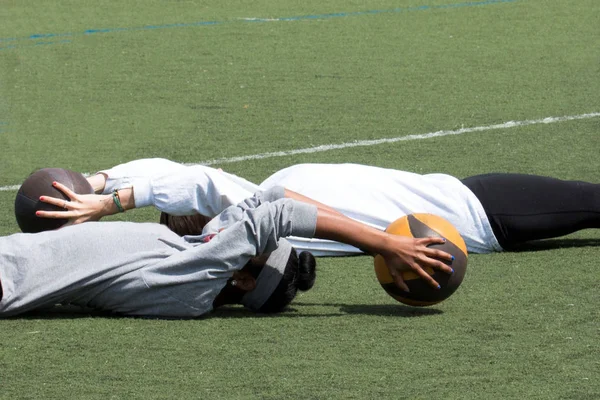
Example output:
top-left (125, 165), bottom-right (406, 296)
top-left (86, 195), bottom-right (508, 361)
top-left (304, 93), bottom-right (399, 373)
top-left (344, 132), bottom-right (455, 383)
top-left (37, 160), bottom-right (343, 226)
top-left (36, 183), bottom-right (136, 225)
top-left (37, 184), bottom-right (347, 227)
top-left (36, 159), bottom-right (257, 223)
top-left (198, 188), bottom-right (453, 291)
top-left (311, 207), bottom-right (452, 290)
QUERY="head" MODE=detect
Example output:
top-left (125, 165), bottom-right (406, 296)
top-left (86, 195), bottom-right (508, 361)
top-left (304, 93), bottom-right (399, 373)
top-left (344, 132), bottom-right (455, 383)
top-left (213, 240), bottom-right (317, 314)
top-left (160, 212), bottom-right (211, 236)
top-left (14, 168), bottom-right (93, 233)
top-left (160, 215), bottom-right (317, 314)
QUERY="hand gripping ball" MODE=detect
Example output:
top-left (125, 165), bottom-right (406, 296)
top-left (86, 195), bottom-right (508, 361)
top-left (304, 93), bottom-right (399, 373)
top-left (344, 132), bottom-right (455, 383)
top-left (374, 214), bottom-right (468, 306)
top-left (14, 168), bottom-right (94, 233)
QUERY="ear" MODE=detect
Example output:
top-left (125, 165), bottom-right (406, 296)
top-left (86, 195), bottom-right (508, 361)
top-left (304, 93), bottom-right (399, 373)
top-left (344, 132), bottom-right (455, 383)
top-left (232, 271), bottom-right (257, 292)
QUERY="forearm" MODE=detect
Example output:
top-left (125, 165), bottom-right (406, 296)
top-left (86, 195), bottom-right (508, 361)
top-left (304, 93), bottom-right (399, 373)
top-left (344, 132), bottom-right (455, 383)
top-left (84, 188), bottom-right (136, 219)
top-left (312, 208), bottom-right (389, 256)
top-left (284, 189), bottom-right (345, 217)
top-left (87, 173), bottom-right (108, 194)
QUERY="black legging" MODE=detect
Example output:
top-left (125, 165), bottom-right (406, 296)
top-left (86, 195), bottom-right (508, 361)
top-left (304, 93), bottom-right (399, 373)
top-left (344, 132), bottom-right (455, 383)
top-left (462, 173), bottom-right (600, 250)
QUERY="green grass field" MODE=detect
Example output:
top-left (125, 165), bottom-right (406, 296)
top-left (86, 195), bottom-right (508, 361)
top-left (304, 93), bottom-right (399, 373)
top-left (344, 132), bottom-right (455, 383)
top-left (1, 1), bottom-right (599, 398)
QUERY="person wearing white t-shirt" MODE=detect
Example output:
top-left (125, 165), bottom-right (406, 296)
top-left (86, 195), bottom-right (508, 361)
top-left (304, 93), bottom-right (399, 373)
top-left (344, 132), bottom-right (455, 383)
top-left (35, 158), bottom-right (600, 255)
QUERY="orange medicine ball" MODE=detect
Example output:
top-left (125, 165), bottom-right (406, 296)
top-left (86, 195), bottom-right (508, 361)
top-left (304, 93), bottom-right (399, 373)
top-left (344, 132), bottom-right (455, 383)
top-left (374, 214), bottom-right (468, 307)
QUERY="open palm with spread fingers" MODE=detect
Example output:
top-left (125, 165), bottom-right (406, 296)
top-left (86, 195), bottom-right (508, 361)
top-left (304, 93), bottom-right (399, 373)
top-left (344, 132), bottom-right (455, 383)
top-left (37, 182), bottom-right (115, 226)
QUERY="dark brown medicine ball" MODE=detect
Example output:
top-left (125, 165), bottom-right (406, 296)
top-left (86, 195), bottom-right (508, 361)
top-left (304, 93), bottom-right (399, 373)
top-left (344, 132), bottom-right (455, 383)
top-left (14, 168), bottom-right (94, 233)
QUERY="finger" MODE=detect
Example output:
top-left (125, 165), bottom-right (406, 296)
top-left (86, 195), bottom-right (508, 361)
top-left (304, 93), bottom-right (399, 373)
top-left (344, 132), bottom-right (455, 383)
top-left (411, 263), bottom-right (441, 289)
top-left (391, 271), bottom-right (410, 292)
top-left (35, 210), bottom-right (77, 219)
top-left (424, 257), bottom-right (454, 275)
top-left (419, 236), bottom-right (447, 246)
top-left (423, 245), bottom-right (454, 262)
top-left (423, 249), bottom-right (455, 273)
top-left (52, 181), bottom-right (77, 199)
top-left (39, 195), bottom-right (70, 208)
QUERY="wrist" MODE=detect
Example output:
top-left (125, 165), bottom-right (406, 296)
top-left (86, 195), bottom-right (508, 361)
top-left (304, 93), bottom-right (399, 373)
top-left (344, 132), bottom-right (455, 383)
top-left (99, 194), bottom-right (118, 218)
top-left (357, 228), bottom-right (392, 257)
top-left (112, 190), bottom-right (125, 213)
top-left (372, 232), bottom-right (397, 258)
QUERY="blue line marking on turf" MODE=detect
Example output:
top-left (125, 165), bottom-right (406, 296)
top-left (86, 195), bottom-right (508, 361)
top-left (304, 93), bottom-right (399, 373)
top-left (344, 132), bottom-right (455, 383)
top-left (1, 0), bottom-right (517, 51)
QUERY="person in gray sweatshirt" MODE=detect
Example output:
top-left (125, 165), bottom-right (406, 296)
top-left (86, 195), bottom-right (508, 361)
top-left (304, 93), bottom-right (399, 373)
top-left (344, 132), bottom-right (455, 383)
top-left (1, 184), bottom-right (452, 318)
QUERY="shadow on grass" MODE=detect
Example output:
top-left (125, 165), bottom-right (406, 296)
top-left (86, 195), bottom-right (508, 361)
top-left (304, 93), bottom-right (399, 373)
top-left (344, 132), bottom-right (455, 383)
top-left (4, 305), bottom-right (119, 320)
top-left (298, 302), bottom-right (443, 317)
top-left (209, 303), bottom-right (443, 319)
top-left (506, 238), bottom-right (600, 253)
top-left (6, 303), bottom-right (443, 320)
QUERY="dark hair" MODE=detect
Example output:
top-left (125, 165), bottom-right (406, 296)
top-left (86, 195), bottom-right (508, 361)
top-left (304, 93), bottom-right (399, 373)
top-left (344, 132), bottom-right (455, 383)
top-left (258, 251), bottom-right (317, 313)
top-left (159, 212), bottom-right (211, 236)
top-left (162, 213), bottom-right (317, 313)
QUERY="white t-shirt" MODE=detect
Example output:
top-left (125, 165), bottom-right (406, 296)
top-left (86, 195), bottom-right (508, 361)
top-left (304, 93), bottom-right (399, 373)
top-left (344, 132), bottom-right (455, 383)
top-left (100, 159), bottom-right (501, 255)
top-left (260, 164), bottom-right (501, 254)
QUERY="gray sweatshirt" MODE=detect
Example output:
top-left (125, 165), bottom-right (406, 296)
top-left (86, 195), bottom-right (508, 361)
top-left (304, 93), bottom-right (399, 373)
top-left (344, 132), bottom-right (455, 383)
top-left (0, 187), bottom-right (318, 318)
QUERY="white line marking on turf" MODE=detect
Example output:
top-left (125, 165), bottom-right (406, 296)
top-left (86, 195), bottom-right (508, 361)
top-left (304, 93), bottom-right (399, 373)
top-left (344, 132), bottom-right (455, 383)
top-left (239, 18), bottom-right (280, 22)
top-left (196, 112), bottom-right (600, 166)
top-left (1, 112), bottom-right (598, 192)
